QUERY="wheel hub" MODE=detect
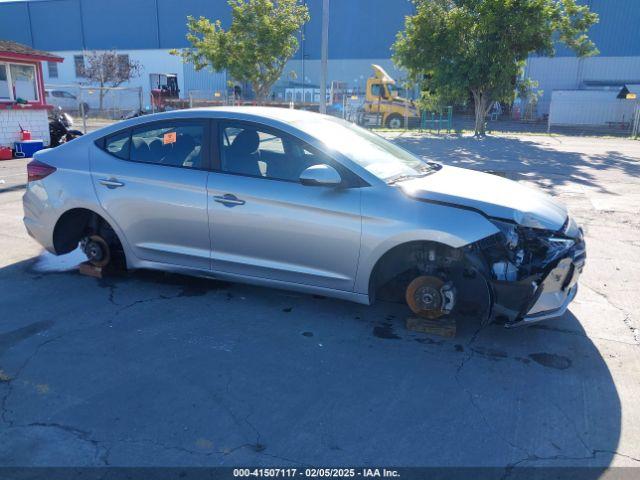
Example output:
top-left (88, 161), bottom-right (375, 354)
top-left (389, 118), bottom-right (402, 129)
top-left (81, 235), bottom-right (111, 267)
top-left (416, 285), bottom-right (442, 311)
top-left (405, 275), bottom-right (455, 319)
top-left (86, 243), bottom-right (102, 261)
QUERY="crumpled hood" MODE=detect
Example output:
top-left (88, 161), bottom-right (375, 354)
top-left (398, 165), bottom-right (568, 230)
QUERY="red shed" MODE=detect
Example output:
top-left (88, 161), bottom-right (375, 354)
top-left (0, 40), bottom-right (63, 148)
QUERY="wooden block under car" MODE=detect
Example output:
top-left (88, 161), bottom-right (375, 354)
top-left (406, 316), bottom-right (457, 338)
top-left (78, 261), bottom-right (104, 279)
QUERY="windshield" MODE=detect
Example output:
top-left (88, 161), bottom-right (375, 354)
top-left (387, 84), bottom-right (401, 98)
top-left (295, 117), bottom-right (435, 182)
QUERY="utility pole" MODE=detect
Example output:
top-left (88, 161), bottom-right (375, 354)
top-left (301, 0), bottom-right (306, 104)
top-left (319, 0), bottom-right (329, 114)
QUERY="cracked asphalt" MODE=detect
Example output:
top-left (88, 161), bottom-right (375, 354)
top-left (0, 133), bottom-right (639, 472)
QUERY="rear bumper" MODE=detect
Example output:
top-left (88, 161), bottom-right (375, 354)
top-left (22, 187), bottom-right (56, 253)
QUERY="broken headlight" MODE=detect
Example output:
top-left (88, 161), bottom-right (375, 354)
top-left (486, 218), bottom-right (575, 281)
top-left (488, 219), bottom-right (524, 281)
top-left (563, 215), bottom-right (582, 239)
top-left (543, 237), bottom-right (575, 262)
top-left (490, 219), bottom-right (519, 249)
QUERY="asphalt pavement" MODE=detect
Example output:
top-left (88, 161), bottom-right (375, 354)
top-left (0, 133), bottom-right (638, 474)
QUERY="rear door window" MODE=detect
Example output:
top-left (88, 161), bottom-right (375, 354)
top-left (130, 122), bottom-right (205, 169)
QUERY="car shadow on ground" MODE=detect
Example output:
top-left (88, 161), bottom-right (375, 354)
top-left (0, 254), bottom-right (622, 472)
top-left (393, 134), bottom-right (640, 194)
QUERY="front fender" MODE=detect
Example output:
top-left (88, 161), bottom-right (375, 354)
top-left (354, 189), bottom-right (499, 295)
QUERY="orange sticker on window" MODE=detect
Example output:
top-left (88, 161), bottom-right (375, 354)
top-left (163, 132), bottom-right (177, 145)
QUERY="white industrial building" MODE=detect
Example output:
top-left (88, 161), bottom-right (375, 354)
top-left (2, 0), bottom-right (640, 130)
top-left (548, 89), bottom-right (638, 128)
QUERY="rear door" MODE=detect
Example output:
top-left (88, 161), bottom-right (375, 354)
top-left (91, 119), bottom-right (211, 270)
top-left (207, 120), bottom-right (362, 291)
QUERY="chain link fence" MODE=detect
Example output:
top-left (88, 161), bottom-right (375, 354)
top-left (45, 84), bottom-right (143, 133)
top-left (46, 82), bottom-right (640, 139)
top-left (187, 90), bottom-right (228, 108)
top-left (163, 88), bottom-right (456, 135)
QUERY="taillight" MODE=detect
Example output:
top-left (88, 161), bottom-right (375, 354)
top-left (27, 160), bottom-right (57, 182)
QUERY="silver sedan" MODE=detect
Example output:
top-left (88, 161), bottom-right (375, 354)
top-left (23, 107), bottom-right (585, 327)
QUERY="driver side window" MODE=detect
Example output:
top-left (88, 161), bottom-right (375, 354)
top-left (219, 123), bottom-right (329, 182)
top-left (371, 84), bottom-right (387, 98)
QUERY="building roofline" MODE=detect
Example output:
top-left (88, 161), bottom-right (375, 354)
top-left (0, 40), bottom-right (63, 62)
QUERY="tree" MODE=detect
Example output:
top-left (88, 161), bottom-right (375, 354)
top-left (393, 0), bottom-right (599, 136)
top-left (174, 0), bottom-right (309, 103)
top-left (515, 77), bottom-right (543, 120)
top-left (83, 50), bottom-right (142, 111)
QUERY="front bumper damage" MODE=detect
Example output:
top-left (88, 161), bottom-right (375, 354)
top-left (467, 218), bottom-right (586, 328)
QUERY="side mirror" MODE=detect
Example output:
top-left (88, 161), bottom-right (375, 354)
top-left (299, 164), bottom-right (342, 187)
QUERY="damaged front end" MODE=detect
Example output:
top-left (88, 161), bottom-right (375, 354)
top-left (466, 216), bottom-right (586, 328)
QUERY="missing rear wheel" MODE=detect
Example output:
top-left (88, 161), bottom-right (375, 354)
top-left (81, 235), bottom-right (111, 267)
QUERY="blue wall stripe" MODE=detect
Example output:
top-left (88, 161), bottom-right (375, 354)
top-left (0, 0), bottom-right (638, 57)
top-left (0, 1), bottom-right (33, 46)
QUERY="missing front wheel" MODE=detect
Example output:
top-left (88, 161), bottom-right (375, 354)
top-left (405, 275), bottom-right (456, 319)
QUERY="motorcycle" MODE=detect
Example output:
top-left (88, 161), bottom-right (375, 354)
top-left (49, 107), bottom-right (83, 147)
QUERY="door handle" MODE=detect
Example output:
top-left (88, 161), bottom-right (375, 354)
top-left (213, 194), bottom-right (246, 207)
top-left (99, 178), bottom-right (125, 189)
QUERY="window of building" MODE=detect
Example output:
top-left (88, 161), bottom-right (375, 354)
top-left (117, 54), bottom-right (130, 77)
top-left (220, 123), bottom-right (329, 182)
top-left (10, 64), bottom-right (38, 101)
top-left (130, 123), bottom-right (204, 168)
top-left (47, 61), bottom-right (58, 79)
top-left (0, 62), bottom-right (41, 102)
top-left (0, 64), bottom-right (10, 100)
top-left (74, 55), bottom-right (85, 77)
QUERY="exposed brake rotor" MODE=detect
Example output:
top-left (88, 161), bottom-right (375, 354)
top-left (82, 235), bottom-right (111, 268)
top-left (405, 275), bottom-right (455, 319)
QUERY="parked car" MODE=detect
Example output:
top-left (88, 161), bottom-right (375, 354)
top-left (45, 88), bottom-right (89, 115)
top-left (22, 107), bottom-right (585, 327)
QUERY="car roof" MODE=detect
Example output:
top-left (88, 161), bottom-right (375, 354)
top-left (87, 106), bottom-right (331, 140)
top-left (188, 106), bottom-right (322, 123)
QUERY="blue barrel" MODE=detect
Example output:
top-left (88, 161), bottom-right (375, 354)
top-left (14, 140), bottom-right (45, 158)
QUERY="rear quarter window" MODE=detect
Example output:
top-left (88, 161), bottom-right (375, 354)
top-left (104, 130), bottom-right (130, 160)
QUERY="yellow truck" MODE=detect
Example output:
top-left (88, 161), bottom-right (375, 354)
top-left (359, 64), bottom-right (420, 129)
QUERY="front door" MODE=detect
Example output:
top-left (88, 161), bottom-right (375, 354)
top-left (91, 120), bottom-right (211, 270)
top-left (207, 121), bottom-right (362, 291)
